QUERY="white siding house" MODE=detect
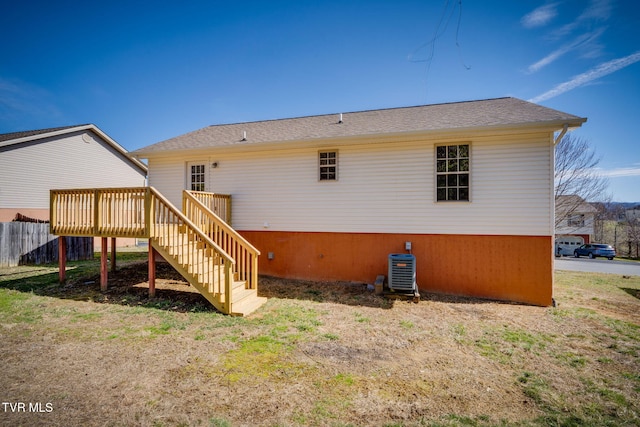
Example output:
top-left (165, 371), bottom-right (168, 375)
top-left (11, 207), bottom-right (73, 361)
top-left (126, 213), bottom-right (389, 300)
top-left (134, 97), bottom-right (586, 306)
top-left (0, 125), bottom-right (147, 250)
top-left (555, 194), bottom-right (597, 255)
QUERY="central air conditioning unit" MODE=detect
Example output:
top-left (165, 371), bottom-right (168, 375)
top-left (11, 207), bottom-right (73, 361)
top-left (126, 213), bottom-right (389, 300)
top-left (388, 253), bottom-right (416, 293)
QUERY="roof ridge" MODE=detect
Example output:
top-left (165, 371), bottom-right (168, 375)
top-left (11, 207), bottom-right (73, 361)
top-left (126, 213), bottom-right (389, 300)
top-left (205, 97), bottom-right (515, 128)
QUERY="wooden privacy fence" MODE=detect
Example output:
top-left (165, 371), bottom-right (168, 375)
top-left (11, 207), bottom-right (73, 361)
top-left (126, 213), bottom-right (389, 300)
top-left (0, 222), bottom-right (93, 267)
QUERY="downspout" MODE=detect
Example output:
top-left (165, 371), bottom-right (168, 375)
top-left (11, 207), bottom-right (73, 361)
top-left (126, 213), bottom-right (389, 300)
top-left (551, 123), bottom-right (569, 307)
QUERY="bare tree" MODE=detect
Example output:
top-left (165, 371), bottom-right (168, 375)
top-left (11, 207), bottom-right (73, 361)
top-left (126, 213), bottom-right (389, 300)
top-left (624, 208), bottom-right (640, 258)
top-left (555, 133), bottom-right (609, 227)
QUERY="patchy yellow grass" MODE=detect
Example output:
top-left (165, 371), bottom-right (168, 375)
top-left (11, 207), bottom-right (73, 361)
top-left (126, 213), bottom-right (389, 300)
top-left (0, 263), bottom-right (638, 426)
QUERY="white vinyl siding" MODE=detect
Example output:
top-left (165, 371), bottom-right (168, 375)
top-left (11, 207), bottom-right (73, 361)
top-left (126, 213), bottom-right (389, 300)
top-left (147, 158), bottom-right (188, 206)
top-left (0, 131), bottom-right (146, 210)
top-left (147, 131), bottom-right (553, 236)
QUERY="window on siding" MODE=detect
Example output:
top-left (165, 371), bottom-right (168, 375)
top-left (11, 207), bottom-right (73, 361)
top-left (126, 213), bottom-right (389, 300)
top-left (319, 151), bottom-right (338, 181)
top-left (436, 144), bottom-right (470, 201)
top-left (568, 214), bottom-right (585, 227)
top-left (190, 164), bottom-right (206, 191)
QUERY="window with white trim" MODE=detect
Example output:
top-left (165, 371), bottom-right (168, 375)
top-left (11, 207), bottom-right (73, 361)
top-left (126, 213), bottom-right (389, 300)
top-left (189, 163), bottom-right (206, 191)
top-left (436, 144), bottom-right (470, 201)
top-left (319, 151), bottom-right (338, 181)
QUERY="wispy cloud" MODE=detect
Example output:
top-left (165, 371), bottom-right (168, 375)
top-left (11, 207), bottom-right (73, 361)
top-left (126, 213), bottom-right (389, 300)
top-left (521, 3), bottom-right (559, 29)
top-left (529, 50), bottom-right (640, 103)
top-left (553, 0), bottom-right (613, 38)
top-left (522, 0), bottom-right (613, 75)
top-left (597, 166), bottom-right (640, 178)
top-left (526, 28), bottom-right (605, 74)
top-left (0, 77), bottom-right (62, 127)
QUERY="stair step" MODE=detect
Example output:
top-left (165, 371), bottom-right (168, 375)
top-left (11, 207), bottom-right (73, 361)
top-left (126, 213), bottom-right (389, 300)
top-left (151, 209), bottom-right (264, 316)
top-left (230, 294), bottom-right (267, 317)
top-left (232, 284), bottom-right (256, 302)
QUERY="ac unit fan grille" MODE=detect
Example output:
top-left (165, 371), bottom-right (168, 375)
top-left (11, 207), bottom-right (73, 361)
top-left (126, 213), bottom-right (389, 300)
top-left (388, 254), bottom-right (416, 292)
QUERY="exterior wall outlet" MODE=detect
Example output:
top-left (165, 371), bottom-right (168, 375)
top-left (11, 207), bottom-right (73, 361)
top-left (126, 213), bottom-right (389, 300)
top-left (405, 241), bottom-right (412, 251)
top-left (268, 252), bottom-right (274, 260)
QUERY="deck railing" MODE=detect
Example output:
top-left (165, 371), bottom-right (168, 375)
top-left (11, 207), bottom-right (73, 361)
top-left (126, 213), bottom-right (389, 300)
top-left (50, 187), bottom-right (248, 314)
top-left (187, 191), bottom-right (232, 225)
top-left (50, 187), bottom-right (149, 237)
top-left (150, 189), bottom-right (235, 313)
top-left (183, 190), bottom-right (260, 291)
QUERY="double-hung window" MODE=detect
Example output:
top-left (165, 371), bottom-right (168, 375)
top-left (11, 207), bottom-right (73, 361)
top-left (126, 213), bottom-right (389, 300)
top-left (436, 144), bottom-right (470, 201)
top-left (319, 151), bottom-right (338, 181)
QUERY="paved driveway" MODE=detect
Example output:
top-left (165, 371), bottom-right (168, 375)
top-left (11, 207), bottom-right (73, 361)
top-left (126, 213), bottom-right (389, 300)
top-left (555, 257), bottom-right (640, 276)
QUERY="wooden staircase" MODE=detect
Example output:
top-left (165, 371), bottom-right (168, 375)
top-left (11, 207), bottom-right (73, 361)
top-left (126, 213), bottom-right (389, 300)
top-left (50, 187), bottom-right (266, 316)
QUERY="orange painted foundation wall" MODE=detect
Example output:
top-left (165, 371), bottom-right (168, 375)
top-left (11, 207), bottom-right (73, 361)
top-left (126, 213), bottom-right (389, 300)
top-left (0, 208), bottom-right (50, 222)
top-left (239, 231), bottom-right (553, 307)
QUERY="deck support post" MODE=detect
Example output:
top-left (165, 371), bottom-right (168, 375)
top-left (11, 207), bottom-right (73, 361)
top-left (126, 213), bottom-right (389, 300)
top-left (58, 236), bottom-right (67, 283)
top-left (100, 237), bottom-right (108, 291)
top-left (110, 237), bottom-right (117, 272)
top-left (148, 240), bottom-right (156, 298)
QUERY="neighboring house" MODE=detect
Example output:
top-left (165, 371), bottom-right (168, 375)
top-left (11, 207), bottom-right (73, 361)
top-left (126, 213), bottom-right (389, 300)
top-left (0, 124), bottom-right (147, 246)
top-left (625, 206), bottom-right (640, 221)
top-left (133, 97), bottom-right (586, 306)
top-left (555, 194), bottom-right (597, 255)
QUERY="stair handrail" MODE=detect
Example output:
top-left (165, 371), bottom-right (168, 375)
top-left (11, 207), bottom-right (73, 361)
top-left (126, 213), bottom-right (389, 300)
top-left (149, 187), bottom-right (235, 266)
top-left (183, 190), bottom-right (260, 290)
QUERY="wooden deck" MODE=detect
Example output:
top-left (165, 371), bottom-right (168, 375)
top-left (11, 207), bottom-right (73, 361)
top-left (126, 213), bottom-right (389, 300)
top-left (50, 187), bottom-right (264, 316)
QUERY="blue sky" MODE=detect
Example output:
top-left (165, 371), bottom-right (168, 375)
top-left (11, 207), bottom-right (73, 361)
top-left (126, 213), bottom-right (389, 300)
top-left (1, 0), bottom-right (639, 201)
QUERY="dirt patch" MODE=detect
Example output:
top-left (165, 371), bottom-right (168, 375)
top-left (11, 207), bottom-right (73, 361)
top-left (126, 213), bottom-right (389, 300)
top-left (0, 262), bottom-right (638, 426)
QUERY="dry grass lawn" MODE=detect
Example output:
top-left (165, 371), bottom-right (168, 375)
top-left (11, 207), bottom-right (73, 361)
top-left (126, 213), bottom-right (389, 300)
top-left (0, 255), bottom-right (638, 426)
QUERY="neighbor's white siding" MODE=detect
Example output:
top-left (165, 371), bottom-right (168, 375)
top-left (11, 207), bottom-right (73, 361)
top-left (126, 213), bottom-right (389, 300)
top-left (148, 131), bottom-right (554, 236)
top-left (0, 130), bottom-right (146, 209)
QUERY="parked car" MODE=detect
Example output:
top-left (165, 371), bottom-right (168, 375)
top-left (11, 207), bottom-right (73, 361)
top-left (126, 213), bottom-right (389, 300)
top-left (573, 243), bottom-right (616, 260)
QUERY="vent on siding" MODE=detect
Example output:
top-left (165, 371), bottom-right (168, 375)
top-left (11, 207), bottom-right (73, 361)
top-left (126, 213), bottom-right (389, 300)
top-left (388, 254), bottom-right (416, 292)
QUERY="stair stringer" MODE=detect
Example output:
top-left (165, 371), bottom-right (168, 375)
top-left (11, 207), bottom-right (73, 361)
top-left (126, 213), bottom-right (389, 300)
top-left (150, 238), bottom-right (230, 314)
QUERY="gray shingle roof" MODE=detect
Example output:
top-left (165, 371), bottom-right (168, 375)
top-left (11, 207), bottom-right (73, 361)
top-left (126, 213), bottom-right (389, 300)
top-left (134, 97), bottom-right (586, 156)
top-left (0, 125), bottom-right (85, 143)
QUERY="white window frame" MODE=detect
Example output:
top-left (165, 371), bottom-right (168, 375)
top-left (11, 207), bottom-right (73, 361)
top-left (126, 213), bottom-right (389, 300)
top-left (435, 143), bottom-right (470, 202)
top-left (318, 150), bottom-right (338, 181)
top-left (187, 162), bottom-right (207, 192)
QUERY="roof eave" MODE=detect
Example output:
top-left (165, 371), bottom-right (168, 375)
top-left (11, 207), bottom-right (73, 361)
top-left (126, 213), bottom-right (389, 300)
top-left (134, 117), bottom-right (587, 159)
